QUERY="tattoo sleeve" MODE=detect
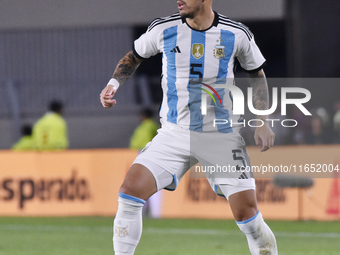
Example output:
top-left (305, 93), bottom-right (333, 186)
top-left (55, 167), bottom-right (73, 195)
top-left (248, 70), bottom-right (269, 118)
top-left (112, 50), bottom-right (143, 86)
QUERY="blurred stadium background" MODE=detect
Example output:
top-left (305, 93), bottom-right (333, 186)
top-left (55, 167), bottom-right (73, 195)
top-left (0, 0), bottom-right (340, 254)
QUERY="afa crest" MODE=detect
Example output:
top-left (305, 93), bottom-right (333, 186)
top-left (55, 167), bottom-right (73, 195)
top-left (114, 225), bottom-right (129, 238)
top-left (192, 43), bottom-right (204, 59)
top-left (213, 45), bottom-right (226, 59)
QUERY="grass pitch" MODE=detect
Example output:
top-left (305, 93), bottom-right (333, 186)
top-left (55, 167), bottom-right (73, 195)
top-left (0, 217), bottom-right (339, 255)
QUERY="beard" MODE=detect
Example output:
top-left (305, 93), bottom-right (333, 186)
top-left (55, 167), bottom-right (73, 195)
top-left (179, 10), bottom-right (195, 19)
top-left (179, 4), bottom-right (203, 20)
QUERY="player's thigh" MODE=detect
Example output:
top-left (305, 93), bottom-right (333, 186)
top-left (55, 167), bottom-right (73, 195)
top-left (228, 189), bottom-right (258, 221)
top-left (193, 131), bottom-right (258, 220)
top-left (194, 131), bottom-right (253, 184)
top-left (120, 163), bottom-right (158, 201)
top-left (132, 126), bottom-right (193, 192)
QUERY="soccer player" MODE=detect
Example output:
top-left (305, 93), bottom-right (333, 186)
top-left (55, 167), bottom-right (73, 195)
top-left (100, 0), bottom-right (277, 254)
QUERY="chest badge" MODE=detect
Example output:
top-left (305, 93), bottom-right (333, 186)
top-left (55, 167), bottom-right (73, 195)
top-left (192, 44), bottom-right (204, 59)
top-left (213, 45), bottom-right (226, 59)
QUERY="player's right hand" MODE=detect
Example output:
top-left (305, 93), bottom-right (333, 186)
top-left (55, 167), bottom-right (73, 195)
top-left (100, 85), bottom-right (117, 108)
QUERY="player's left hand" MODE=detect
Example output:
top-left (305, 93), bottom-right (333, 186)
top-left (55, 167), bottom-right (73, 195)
top-left (254, 122), bottom-right (275, 152)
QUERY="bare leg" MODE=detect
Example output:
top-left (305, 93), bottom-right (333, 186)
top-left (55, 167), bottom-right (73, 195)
top-left (119, 163), bottom-right (158, 200)
top-left (229, 189), bottom-right (278, 255)
top-left (113, 163), bottom-right (158, 255)
top-left (228, 189), bottom-right (258, 221)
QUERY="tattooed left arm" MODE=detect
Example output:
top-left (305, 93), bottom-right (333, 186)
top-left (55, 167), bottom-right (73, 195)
top-left (248, 69), bottom-right (275, 152)
top-left (248, 69), bottom-right (269, 118)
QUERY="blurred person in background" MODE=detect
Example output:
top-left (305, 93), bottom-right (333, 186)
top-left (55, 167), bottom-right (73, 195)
top-left (129, 108), bottom-right (159, 150)
top-left (33, 100), bottom-right (69, 151)
top-left (11, 124), bottom-right (36, 151)
top-left (130, 108), bottom-right (161, 218)
top-left (333, 101), bottom-right (340, 143)
top-left (305, 108), bottom-right (332, 144)
top-left (291, 107), bottom-right (310, 144)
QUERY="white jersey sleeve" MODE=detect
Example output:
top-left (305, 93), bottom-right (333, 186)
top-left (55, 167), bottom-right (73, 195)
top-left (133, 23), bottom-right (161, 59)
top-left (236, 35), bottom-right (266, 72)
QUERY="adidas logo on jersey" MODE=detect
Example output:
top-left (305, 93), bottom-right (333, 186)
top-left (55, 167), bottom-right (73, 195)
top-left (238, 172), bottom-right (248, 179)
top-left (171, 46), bottom-right (181, 53)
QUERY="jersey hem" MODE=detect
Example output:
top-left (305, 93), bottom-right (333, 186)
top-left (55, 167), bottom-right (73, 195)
top-left (245, 61), bottom-right (266, 73)
top-left (132, 44), bottom-right (147, 60)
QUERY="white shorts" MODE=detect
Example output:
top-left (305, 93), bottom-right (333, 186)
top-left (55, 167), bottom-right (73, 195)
top-left (133, 120), bottom-right (255, 199)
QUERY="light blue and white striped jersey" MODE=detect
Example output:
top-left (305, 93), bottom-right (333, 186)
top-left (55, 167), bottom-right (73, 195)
top-left (134, 12), bottom-right (265, 133)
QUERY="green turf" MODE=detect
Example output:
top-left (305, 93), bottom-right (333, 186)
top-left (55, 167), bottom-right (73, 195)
top-left (0, 217), bottom-right (339, 255)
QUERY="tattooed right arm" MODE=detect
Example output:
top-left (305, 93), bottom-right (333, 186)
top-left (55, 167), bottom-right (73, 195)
top-left (100, 51), bottom-right (143, 108)
top-left (112, 50), bottom-right (144, 86)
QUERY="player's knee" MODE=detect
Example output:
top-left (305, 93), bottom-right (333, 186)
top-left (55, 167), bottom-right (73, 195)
top-left (234, 211), bottom-right (248, 222)
top-left (119, 178), bottom-right (148, 199)
top-left (119, 182), bottom-right (138, 197)
top-left (234, 207), bottom-right (258, 222)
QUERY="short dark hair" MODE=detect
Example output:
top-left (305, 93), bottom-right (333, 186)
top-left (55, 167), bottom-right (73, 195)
top-left (22, 125), bottom-right (32, 136)
top-left (141, 108), bottom-right (154, 118)
top-left (49, 100), bottom-right (63, 113)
